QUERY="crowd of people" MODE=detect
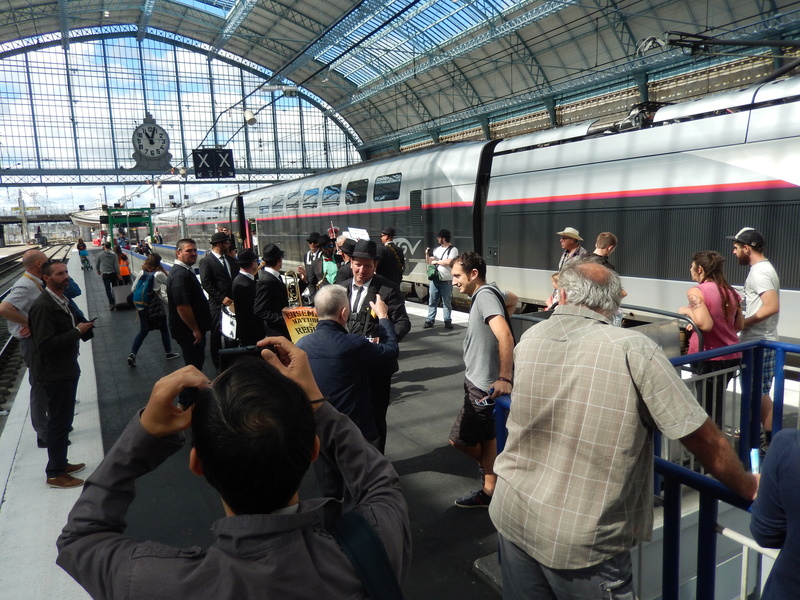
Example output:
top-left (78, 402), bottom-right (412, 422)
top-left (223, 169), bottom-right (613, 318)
top-left (0, 220), bottom-right (790, 598)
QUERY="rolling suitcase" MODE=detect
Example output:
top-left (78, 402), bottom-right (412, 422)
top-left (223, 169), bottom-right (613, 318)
top-left (112, 283), bottom-right (133, 309)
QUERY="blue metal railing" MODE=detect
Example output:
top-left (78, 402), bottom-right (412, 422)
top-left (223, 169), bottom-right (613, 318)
top-left (494, 338), bottom-right (799, 599)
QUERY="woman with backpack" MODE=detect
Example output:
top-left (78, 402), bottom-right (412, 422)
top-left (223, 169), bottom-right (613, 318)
top-left (127, 253), bottom-right (179, 367)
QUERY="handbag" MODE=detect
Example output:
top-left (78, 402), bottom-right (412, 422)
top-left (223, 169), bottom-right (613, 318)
top-left (426, 264), bottom-right (440, 281)
top-left (147, 298), bottom-right (167, 330)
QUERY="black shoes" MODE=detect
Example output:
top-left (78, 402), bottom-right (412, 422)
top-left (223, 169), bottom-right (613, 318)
top-left (423, 321), bottom-right (434, 329)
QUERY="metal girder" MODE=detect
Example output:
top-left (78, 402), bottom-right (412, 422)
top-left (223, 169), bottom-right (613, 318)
top-left (336, 0), bottom-right (580, 111)
top-left (137, 0), bottom-right (157, 42)
top-left (209, 0), bottom-right (259, 56)
top-left (589, 0), bottom-right (640, 60)
top-left (57, 0), bottom-right (69, 49)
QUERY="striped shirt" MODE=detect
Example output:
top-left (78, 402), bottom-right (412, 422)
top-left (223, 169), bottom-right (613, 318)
top-left (490, 304), bottom-right (707, 569)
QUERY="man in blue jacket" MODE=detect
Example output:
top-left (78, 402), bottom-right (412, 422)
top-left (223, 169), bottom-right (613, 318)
top-left (297, 284), bottom-right (398, 443)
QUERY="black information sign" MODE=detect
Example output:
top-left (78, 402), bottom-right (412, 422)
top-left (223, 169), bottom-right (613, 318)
top-left (192, 149), bottom-right (235, 178)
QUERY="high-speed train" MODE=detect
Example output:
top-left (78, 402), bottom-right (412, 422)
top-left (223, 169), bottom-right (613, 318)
top-left (152, 76), bottom-right (800, 338)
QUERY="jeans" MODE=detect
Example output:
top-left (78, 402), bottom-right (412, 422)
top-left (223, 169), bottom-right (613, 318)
top-left (101, 272), bottom-right (119, 306)
top-left (498, 534), bottom-right (635, 600)
top-left (131, 308), bottom-right (173, 355)
top-left (44, 378), bottom-right (79, 478)
top-left (427, 279), bottom-right (453, 323)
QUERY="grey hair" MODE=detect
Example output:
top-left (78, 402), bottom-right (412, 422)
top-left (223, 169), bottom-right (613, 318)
top-left (314, 285), bottom-right (349, 320)
top-left (558, 262), bottom-right (622, 318)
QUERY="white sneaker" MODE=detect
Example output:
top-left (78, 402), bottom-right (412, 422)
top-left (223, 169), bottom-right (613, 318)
top-left (165, 352), bottom-right (180, 360)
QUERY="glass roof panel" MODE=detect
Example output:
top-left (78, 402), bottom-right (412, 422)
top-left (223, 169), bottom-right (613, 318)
top-left (170, 0), bottom-right (231, 18)
top-left (318, 0), bottom-right (545, 87)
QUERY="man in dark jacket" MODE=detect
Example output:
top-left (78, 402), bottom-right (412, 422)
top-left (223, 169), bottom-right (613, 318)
top-left (168, 239), bottom-right (212, 399)
top-left (199, 232), bottom-right (238, 369)
top-left (304, 235), bottom-right (337, 305)
top-left (377, 226), bottom-right (405, 285)
top-left (342, 239), bottom-right (411, 453)
top-left (29, 260), bottom-right (94, 489)
top-left (231, 249), bottom-right (265, 346)
top-left (254, 243), bottom-right (291, 338)
top-left (56, 343), bottom-right (411, 598)
top-left (297, 284), bottom-right (398, 441)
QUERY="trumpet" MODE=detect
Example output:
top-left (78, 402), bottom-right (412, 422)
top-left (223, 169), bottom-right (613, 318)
top-left (284, 270), bottom-right (303, 307)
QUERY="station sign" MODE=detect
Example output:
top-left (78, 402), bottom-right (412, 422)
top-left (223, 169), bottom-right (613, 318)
top-left (192, 149), bottom-right (235, 179)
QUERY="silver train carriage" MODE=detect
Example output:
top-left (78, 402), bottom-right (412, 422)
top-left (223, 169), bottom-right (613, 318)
top-left (152, 76), bottom-right (800, 338)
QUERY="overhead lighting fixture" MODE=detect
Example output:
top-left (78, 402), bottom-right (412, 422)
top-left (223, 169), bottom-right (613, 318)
top-left (244, 109), bottom-right (257, 125)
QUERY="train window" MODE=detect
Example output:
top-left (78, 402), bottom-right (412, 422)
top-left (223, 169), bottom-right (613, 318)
top-left (345, 179), bottom-right (369, 204)
top-left (374, 173), bottom-right (402, 202)
top-left (323, 184), bottom-right (341, 206)
top-left (259, 198), bottom-right (271, 215)
top-left (286, 191), bottom-right (300, 210)
top-left (272, 195), bottom-right (284, 212)
top-left (303, 188), bottom-right (319, 209)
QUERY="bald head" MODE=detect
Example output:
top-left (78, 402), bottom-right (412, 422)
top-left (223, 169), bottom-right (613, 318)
top-left (22, 250), bottom-right (48, 277)
top-left (558, 262), bottom-right (622, 318)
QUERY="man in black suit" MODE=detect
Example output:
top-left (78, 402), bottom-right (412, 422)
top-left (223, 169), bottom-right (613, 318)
top-left (303, 235), bottom-right (337, 305)
top-left (343, 239), bottom-right (411, 453)
top-left (199, 232), bottom-right (238, 369)
top-left (334, 237), bottom-right (356, 285)
top-left (28, 260), bottom-right (94, 489)
top-left (231, 249), bottom-right (264, 347)
top-left (254, 243), bottom-right (291, 339)
top-left (377, 226), bottom-right (405, 286)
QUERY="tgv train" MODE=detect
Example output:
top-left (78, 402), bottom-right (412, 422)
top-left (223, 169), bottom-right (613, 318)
top-left (153, 76), bottom-right (800, 338)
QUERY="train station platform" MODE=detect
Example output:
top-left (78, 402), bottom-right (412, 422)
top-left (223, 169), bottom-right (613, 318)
top-left (0, 248), bottom-right (501, 599)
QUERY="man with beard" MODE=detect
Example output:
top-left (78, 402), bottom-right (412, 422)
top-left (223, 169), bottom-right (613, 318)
top-left (29, 260), bottom-right (94, 488)
top-left (728, 227), bottom-right (780, 449)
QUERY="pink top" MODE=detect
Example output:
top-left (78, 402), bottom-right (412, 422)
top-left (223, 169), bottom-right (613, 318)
top-left (688, 281), bottom-right (741, 360)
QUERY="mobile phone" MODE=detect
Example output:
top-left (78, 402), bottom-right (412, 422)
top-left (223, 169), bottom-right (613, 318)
top-left (750, 448), bottom-right (760, 474)
top-left (88, 317), bottom-right (98, 322)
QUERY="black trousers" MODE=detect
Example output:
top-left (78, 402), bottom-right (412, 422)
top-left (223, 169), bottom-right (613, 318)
top-left (44, 378), bottom-right (79, 478)
top-left (209, 308), bottom-right (223, 369)
top-left (369, 373), bottom-right (392, 455)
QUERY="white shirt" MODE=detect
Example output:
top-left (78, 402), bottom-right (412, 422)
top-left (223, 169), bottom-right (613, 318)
top-left (351, 278), bottom-right (372, 313)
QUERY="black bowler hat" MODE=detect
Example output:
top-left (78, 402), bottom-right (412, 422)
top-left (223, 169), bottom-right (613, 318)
top-left (317, 235), bottom-right (334, 248)
top-left (340, 238), bottom-right (357, 256)
top-left (210, 232), bottom-right (230, 245)
top-left (262, 243), bottom-right (284, 261)
top-left (381, 226), bottom-right (396, 237)
top-left (351, 239), bottom-right (378, 260)
top-left (306, 232), bottom-right (320, 244)
top-left (235, 248), bottom-right (258, 265)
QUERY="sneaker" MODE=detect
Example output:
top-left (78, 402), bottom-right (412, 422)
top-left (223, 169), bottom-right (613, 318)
top-left (46, 474), bottom-right (84, 489)
top-left (444, 320), bottom-right (453, 329)
top-left (423, 321), bottom-right (434, 329)
top-left (127, 353), bottom-right (136, 367)
top-left (165, 352), bottom-right (180, 360)
top-left (454, 489), bottom-right (492, 508)
top-left (65, 462), bottom-right (85, 475)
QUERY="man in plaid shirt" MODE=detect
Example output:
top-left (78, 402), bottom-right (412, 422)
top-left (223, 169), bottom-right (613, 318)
top-left (490, 262), bottom-right (757, 599)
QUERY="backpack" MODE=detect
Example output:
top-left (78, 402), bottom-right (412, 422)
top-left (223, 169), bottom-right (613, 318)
top-left (132, 272), bottom-right (155, 310)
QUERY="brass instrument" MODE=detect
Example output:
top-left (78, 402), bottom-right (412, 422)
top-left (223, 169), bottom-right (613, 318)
top-left (284, 270), bottom-right (303, 307)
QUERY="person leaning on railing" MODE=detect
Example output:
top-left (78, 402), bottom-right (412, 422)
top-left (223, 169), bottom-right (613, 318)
top-left (678, 250), bottom-right (743, 427)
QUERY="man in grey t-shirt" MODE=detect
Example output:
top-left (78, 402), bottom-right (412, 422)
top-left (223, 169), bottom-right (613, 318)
top-left (448, 251), bottom-right (514, 508)
top-left (728, 227), bottom-right (780, 447)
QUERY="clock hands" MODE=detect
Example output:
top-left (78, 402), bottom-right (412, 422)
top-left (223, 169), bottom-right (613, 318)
top-left (144, 128), bottom-right (155, 144)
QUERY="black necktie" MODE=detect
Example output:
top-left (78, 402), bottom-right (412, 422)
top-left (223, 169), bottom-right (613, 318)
top-left (352, 286), bottom-right (363, 312)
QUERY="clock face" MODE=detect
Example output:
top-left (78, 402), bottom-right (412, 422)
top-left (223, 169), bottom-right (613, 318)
top-left (133, 124), bottom-right (170, 158)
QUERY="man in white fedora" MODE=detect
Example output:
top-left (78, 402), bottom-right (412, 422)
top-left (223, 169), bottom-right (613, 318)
top-left (557, 227), bottom-right (589, 270)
